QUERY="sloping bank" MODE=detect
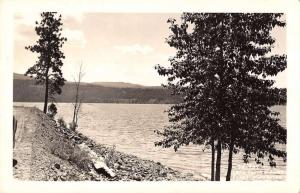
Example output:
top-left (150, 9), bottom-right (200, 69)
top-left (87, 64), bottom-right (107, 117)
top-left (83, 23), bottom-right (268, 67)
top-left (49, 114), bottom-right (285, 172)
top-left (13, 106), bottom-right (207, 181)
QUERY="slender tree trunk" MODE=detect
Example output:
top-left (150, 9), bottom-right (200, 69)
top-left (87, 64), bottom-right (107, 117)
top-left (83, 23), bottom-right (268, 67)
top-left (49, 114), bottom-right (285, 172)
top-left (72, 63), bottom-right (83, 128)
top-left (215, 139), bottom-right (222, 181)
top-left (211, 139), bottom-right (215, 181)
top-left (43, 69), bottom-right (49, 114)
top-left (72, 103), bottom-right (77, 123)
top-left (226, 138), bottom-right (234, 181)
top-left (72, 82), bottom-right (79, 123)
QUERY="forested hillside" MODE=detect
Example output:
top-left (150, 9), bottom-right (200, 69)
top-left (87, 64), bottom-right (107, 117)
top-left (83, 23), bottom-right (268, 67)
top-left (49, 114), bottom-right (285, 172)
top-left (13, 73), bottom-right (286, 104)
top-left (13, 73), bottom-right (179, 104)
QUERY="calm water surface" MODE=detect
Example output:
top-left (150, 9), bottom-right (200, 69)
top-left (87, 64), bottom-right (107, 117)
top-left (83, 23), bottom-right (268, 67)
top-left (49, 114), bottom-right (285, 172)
top-left (14, 102), bottom-right (286, 180)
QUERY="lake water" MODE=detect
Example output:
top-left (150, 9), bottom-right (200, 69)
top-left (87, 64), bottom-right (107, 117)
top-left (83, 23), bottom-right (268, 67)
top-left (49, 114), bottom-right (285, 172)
top-left (14, 102), bottom-right (286, 180)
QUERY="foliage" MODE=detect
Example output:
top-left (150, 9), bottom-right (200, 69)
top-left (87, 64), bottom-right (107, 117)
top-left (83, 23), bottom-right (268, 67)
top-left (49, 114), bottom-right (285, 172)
top-left (25, 12), bottom-right (67, 113)
top-left (155, 13), bottom-right (286, 180)
top-left (57, 117), bottom-right (67, 128)
top-left (47, 103), bottom-right (57, 118)
top-left (50, 139), bottom-right (91, 172)
top-left (50, 138), bottom-right (74, 160)
top-left (69, 121), bottom-right (77, 131)
top-left (104, 145), bottom-right (117, 167)
top-left (68, 146), bottom-right (92, 172)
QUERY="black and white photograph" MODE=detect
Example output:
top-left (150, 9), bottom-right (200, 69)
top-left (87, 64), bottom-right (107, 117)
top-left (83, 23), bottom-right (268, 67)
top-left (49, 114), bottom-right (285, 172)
top-left (1, 0), bottom-right (300, 193)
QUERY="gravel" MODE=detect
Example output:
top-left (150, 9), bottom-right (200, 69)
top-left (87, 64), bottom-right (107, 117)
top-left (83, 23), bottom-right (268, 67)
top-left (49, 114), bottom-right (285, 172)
top-left (13, 106), bottom-right (207, 181)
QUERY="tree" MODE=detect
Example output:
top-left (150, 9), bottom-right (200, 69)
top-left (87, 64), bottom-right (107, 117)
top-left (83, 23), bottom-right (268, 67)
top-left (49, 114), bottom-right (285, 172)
top-left (70, 63), bottom-right (84, 131)
top-left (25, 12), bottom-right (67, 113)
top-left (155, 13), bottom-right (286, 181)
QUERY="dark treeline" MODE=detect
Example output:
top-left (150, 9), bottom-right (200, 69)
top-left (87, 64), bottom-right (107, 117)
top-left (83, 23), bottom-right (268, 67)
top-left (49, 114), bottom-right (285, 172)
top-left (14, 75), bottom-right (286, 105)
top-left (13, 78), bottom-right (180, 104)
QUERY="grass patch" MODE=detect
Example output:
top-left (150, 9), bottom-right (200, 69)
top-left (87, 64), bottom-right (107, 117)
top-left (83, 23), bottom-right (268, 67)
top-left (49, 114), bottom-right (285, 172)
top-left (104, 145), bottom-right (116, 167)
top-left (50, 139), bottom-right (91, 172)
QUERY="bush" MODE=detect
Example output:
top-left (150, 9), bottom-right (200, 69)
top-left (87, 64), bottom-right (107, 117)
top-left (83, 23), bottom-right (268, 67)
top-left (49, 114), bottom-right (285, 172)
top-left (104, 145), bottom-right (116, 167)
top-left (50, 139), bottom-right (74, 160)
top-left (57, 117), bottom-right (67, 128)
top-left (69, 146), bottom-right (92, 172)
top-left (47, 103), bottom-right (57, 118)
top-left (50, 139), bottom-right (92, 172)
top-left (69, 121), bottom-right (77, 131)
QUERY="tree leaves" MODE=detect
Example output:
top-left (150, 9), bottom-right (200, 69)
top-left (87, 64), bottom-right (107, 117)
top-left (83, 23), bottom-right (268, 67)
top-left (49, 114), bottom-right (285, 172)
top-left (155, 13), bottom-right (287, 170)
top-left (25, 12), bottom-right (67, 104)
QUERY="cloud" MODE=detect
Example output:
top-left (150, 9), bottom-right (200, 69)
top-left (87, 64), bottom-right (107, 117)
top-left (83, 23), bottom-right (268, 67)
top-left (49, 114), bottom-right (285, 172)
top-left (14, 24), bottom-right (35, 41)
top-left (14, 12), bottom-right (84, 26)
top-left (62, 28), bottom-right (87, 48)
top-left (114, 44), bottom-right (154, 55)
top-left (63, 12), bottom-right (84, 27)
top-left (14, 12), bottom-right (41, 26)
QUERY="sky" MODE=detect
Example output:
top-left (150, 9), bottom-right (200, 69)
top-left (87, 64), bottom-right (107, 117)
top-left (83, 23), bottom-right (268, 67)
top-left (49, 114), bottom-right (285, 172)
top-left (13, 12), bottom-right (286, 87)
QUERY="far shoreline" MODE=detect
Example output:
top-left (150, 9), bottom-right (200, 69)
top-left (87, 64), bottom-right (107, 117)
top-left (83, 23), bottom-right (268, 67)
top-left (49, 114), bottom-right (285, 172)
top-left (13, 101), bottom-right (287, 106)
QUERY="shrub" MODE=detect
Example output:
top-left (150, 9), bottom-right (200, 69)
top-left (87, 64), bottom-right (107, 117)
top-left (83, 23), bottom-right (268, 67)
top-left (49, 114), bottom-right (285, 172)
top-left (50, 139), bottom-right (74, 160)
top-left (104, 145), bottom-right (116, 167)
top-left (47, 103), bottom-right (57, 118)
top-left (50, 139), bottom-right (92, 172)
top-left (69, 121), bottom-right (77, 131)
top-left (57, 117), bottom-right (67, 128)
top-left (69, 146), bottom-right (92, 172)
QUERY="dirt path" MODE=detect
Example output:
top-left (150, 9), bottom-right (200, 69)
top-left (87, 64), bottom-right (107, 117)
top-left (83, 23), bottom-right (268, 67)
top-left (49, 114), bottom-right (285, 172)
top-left (13, 106), bottom-right (89, 181)
top-left (13, 107), bottom-right (38, 180)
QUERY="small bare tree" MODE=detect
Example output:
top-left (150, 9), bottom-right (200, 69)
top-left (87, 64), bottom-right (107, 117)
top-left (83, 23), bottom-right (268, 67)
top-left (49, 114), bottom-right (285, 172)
top-left (70, 63), bottom-right (84, 130)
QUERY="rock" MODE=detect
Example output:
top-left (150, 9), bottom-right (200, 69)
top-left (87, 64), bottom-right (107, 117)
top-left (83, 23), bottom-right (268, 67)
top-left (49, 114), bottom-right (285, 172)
top-left (113, 163), bottom-right (119, 168)
top-left (82, 136), bottom-right (88, 140)
top-left (117, 159), bottom-right (123, 165)
top-left (167, 173), bottom-right (174, 179)
top-left (78, 143), bottom-right (116, 178)
top-left (87, 143), bottom-right (94, 148)
top-left (69, 134), bottom-right (74, 139)
top-left (74, 136), bottom-right (81, 141)
top-left (13, 159), bottom-right (18, 167)
top-left (75, 140), bottom-right (83, 144)
top-left (118, 165), bottom-right (125, 170)
top-left (186, 172), bottom-right (193, 177)
top-left (161, 172), bottom-right (167, 177)
top-left (93, 167), bottom-right (112, 178)
top-left (93, 160), bottom-right (115, 177)
top-left (54, 163), bottom-right (60, 170)
top-left (132, 174), bottom-right (142, 181)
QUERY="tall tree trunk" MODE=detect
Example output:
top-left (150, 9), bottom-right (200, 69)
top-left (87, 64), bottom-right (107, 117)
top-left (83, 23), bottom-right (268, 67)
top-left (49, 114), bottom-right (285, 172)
top-left (226, 138), bottom-right (234, 181)
top-left (43, 70), bottom-right (49, 114)
top-left (215, 139), bottom-right (222, 181)
top-left (211, 139), bottom-right (215, 181)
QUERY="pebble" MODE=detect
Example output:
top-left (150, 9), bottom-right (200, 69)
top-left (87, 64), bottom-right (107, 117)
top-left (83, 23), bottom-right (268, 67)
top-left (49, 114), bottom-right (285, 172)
top-left (54, 163), bottom-right (61, 170)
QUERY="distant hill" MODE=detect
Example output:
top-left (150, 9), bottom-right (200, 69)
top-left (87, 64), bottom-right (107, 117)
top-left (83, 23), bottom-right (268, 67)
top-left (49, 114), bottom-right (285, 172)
top-left (13, 73), bottom-right (286, 105)
top-left (92, 82), bottom-right (145, 88)
top-left (13, 73), bottom-right (178, 104)
top-left (13, 73), bottom-right (32, 80)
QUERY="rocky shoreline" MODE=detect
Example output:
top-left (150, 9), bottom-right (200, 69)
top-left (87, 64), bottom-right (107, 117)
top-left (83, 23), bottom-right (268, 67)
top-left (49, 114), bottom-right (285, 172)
top-left (13, 106), bottom-right (207, 181)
